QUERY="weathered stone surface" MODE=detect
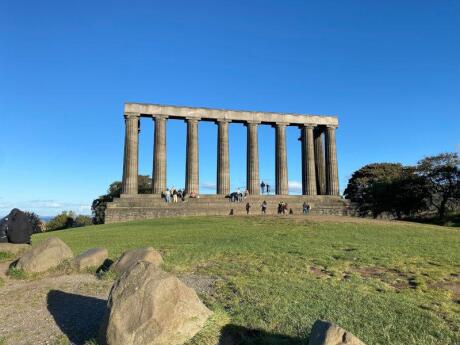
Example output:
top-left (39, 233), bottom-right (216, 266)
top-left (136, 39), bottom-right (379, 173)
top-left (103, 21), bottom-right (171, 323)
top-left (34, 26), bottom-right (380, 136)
top-left (308, 320), bottom-right (365, 345)
top-left (125, 103), bottom-right (339, 127)
top-left (16, 237), bottom-right (73, 273)
top-left (111, 247), bottom-right (163, 274)
top-left (100, 261), bottom-right (212, 345)
top-left (0, 243), bottom-right (31, 255)
top-left (74, 247), bottom-right (108, 271)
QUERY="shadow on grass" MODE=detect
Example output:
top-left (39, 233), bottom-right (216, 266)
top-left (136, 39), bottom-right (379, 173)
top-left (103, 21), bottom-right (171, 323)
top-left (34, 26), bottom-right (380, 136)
top-left (219, 324), bottom-right (307, 345)
top-left (47, 290), bottom-right (106, 345)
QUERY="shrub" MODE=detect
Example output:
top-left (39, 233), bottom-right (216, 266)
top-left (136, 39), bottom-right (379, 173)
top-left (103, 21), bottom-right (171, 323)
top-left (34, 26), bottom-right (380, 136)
top-left (74, 215), bottom-right (92, 227)
top-left (46, 211), bottom-right (75, 231)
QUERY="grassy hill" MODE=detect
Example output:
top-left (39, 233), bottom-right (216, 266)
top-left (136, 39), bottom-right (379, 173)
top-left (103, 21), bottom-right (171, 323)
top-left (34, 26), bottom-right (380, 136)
top-left (34, 216), bottom-right (460, 345)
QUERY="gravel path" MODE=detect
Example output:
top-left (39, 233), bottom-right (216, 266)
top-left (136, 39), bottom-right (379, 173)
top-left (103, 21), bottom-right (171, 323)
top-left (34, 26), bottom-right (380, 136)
top-left (0, 268), bottom-right (113, 345)
top-left (0, 263), bottom-right (217, 345)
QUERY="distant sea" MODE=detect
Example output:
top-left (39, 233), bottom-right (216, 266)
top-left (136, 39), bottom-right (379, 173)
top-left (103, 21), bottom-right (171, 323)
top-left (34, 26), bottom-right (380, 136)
top-left (39, 215), bottom-right (91, 222)
top-left (40, 216), bottom-right (54, 222)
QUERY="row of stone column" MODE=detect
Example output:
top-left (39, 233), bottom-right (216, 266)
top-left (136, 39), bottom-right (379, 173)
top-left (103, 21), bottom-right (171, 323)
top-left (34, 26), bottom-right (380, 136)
top-left (121, 114), bottom-right (339, 196)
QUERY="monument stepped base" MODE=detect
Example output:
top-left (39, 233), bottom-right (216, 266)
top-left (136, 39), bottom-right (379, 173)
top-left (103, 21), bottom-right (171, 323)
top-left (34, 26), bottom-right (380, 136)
top-left (105, 194), bottom-right (351, 224)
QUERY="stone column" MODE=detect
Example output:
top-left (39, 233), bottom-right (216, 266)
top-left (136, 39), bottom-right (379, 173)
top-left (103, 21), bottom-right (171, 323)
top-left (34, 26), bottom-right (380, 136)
top-left (314, 127), bottom-right (326, 195)
top-left (152, 116), bottom-right (167, 194)
top-left (122, 112), bottom-right (140, 195)
top-left (275, 123), bottom-right (288, 195)
top-left (325, 125), bottom-right (340, 195)
top-left (301, 125), bottom-right (317, 195)
top-left (217, 120), bottom-right (230, 195)
top-left (185, 118), bottom-right (199, 195)
top-left (246, 121), bottom-right (260, 195)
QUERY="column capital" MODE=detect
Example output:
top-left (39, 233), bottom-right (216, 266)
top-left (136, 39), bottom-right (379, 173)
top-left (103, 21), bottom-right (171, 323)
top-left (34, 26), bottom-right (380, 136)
top-left (303, 123), bottom-right (316, 129)
top-left (325, 124), bottom-right (338, 129)
top-left (124, 112), bottom-right (140, 119)
top-left (274, 122), bottom-right (288, 127)
top-left (153, 114), bottom-right (168, 120)
top-left (216, 118), bottom-right (231, 124)
top-left (245, 121), bottom-right (261, 126)
top-left (185, 117), bottom-right (200, 123)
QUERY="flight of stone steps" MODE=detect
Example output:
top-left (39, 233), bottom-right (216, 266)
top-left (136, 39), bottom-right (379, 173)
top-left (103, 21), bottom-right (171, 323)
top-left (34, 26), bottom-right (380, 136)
top-left (105, 194), bottom-right (352, 223)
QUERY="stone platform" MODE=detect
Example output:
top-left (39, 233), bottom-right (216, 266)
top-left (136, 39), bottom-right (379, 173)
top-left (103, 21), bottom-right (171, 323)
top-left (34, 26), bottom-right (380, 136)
top-left (105, 195), bottom-right (351, 224)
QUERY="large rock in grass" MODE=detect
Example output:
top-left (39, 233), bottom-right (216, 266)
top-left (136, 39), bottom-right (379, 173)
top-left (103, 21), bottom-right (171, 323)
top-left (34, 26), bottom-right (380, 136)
top-left (111, 247), bottom-right (163, 274)
top-left (308, 320), bottom-right (365, 345)
top-left (74, 247), bottom-right (108, 271)
top-left (16, 237), bottom-right (73, 273)
top-left (100, 261), bottom-right (212, 345)
top-left (0, 243), bottom-right (31, 256)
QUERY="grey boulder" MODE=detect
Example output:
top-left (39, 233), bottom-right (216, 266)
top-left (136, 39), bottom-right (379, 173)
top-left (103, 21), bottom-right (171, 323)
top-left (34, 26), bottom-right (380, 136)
top-left (15, 237), bottom-right (73, 273)
top-left (111, 247), bottom-right (163, 274)
top-left (100, 261), bottom-right (212, 345)
top-left (74, 247), bottom-right (108, 271)
top-left (309, 320), bottom-right (365, 345)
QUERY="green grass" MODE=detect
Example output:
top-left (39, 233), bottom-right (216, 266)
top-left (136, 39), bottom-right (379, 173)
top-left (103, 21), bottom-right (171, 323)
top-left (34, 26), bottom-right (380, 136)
top-left (7, 266), bottom-right (29, 280)
top-left (33, 216), bottom-right (460, 345)
top-left (0, 251), bottom-right (14, 263)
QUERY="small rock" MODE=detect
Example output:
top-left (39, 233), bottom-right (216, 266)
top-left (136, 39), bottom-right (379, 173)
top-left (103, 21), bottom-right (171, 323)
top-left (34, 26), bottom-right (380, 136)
top-left (100, 261), bottom-right (212, 345)
top-left (309, 320), bottom-right (365, 345)
top-left (111, 247), bottom-right (163, 274)
top-left (0, 243), bottom-right (31, 256)
top-left (74, 247), bottom-right (108, 271)
top-left (15, 237), bottom-right (73, 273)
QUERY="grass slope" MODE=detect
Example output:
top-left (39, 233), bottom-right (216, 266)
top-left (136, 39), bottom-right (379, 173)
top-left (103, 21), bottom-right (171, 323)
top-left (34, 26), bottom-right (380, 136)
top-left (33, 216), bottom-right (460, 345)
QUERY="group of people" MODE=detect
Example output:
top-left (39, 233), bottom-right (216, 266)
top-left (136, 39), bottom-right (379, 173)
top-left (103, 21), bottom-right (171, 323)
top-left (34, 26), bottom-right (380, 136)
top-left (277, 201), bottom-right (291, 214)
top-left (228, 188), bottom-right (249, 202)
top-left (260, 181), bottom-right (271, 194)
top-left (162, 188), bottom-right (198, 203)
top-left (241, 200), bottom-right (311, 215)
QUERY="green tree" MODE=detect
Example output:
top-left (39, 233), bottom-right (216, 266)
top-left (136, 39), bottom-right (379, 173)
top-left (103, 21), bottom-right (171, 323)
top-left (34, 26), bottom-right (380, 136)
top-left (391, 167), bottom-right (429, 218)
top-left (74, 215), bottom-right (93, 227)
top-left (92, 175), bottom-right (152, 224)
top-left (46, 211), bottom-right (75, 231)
top-left (344, 163), bottom-right (404, 217)
top-left (416, 152), bottom-right (460, 219)
top-left (24, 211), bottom-right (44, 233)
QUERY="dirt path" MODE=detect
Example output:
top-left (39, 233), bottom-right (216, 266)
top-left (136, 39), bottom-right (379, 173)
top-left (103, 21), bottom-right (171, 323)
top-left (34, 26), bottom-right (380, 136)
top-left (0, 262), bottom-right (217, 345)
top-left (0, 267), bottom-right (113, 345)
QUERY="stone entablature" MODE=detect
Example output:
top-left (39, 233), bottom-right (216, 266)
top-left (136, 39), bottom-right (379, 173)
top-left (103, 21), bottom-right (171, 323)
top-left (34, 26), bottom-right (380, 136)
top-left (121, 102), bottom-right (340, 198)
top-left (124, 102), bottom-right (339, 126)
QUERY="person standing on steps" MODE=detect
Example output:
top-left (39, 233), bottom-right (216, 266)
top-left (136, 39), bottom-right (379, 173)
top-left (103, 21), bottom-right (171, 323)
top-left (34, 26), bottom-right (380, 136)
top-left (260, 181), bottom-right (266, 194)
top-left (261, 200), bottom-right (267, 214)
top-left (246, 202), bottom-right (251, 215)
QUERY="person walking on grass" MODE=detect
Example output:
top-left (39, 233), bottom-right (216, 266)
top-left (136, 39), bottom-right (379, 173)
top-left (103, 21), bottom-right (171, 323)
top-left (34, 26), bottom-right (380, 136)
top-left (246, 202), bottom-right (251, 215)
top-left (261, 200), bottom-right (267, 214)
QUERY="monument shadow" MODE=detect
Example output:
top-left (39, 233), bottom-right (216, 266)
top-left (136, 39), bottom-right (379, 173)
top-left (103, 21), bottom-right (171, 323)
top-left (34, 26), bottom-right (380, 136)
top-left (47, 290), bottom-right (106, 345)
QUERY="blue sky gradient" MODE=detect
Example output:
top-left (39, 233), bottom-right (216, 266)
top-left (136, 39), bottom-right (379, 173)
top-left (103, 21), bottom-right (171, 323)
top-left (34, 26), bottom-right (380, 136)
top-left (1, 0), bottom-right (459, 216)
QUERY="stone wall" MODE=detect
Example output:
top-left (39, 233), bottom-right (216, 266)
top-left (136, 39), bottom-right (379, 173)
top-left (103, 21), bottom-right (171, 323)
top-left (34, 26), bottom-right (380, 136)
top-left (105, 195), bottom-right (351, 223)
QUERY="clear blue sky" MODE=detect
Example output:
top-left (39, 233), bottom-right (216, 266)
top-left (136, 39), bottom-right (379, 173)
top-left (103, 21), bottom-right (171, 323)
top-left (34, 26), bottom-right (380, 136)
top-left (1, 0), bottom-right (459, 216)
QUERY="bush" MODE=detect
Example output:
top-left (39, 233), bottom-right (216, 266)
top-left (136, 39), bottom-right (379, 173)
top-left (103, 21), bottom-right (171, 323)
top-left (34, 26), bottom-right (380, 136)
top-left (25, 211), bottom-right (45, 233)
top-left (74, 215), bottom-right (92, 227)
top-left (92, 175), bottom-right (152, 224)
top-left (46, 211), bottom-right (75, 231)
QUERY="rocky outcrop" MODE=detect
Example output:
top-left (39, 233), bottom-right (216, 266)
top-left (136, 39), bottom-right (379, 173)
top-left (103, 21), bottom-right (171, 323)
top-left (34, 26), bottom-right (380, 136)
top-left (74, 247), bottom-right (108, 271)
top-left (15, 237), bottom-right (73, 273)
top-left (100, 261), bottom-right (212, 345)
top-left (111, 247), bottom-right (163, 274)
top-left (308, 320), bottom-right (365, 345)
